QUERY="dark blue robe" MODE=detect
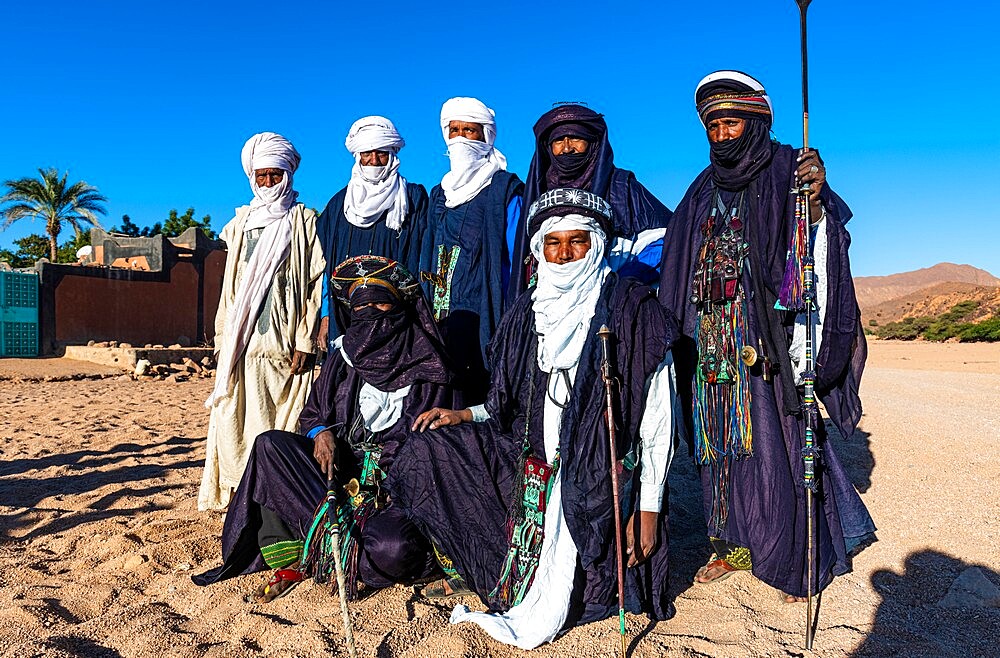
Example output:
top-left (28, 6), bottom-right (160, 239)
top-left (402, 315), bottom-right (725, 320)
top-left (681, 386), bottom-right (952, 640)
top-left (388, 274), bottom-right (680, 623)
top-left (424, 171), bottom-right (523, 404)
top-left (318, 183), bottom-right (429, 338)
top-left (657, 142), bottom-right (875, 598)
top-left (192, 349), bottom-right (451, 590)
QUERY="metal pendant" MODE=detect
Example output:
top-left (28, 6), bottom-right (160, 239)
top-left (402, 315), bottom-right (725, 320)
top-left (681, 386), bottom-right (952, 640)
top-left (740, 345), bottom-right (758, 367)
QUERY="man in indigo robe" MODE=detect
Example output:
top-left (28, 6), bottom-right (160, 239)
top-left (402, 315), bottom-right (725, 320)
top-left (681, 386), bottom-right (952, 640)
top-left (390, 189), bottom-right (679, 650)
top-left (193, 256), bottom-right (453, 602)
top-left (422, 97), bottom-right (523, 404)
top-left (657, 70), bottom-right (875, 603)
top-left (510, 104), bottom-right (673, 297)
top-left (200, 132), bottom-right (325, 511)
top-left (316, 116), bottom-right (429, 349)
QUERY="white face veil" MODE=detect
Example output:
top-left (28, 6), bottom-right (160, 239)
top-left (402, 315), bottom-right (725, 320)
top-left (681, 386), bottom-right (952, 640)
top-left (343, 116), bottom-right (409, 231)
top-left (439, 97), bottom-right (507, 208)
top-left (207, 132), bottom-right (301, 408)
top-left (529, 213), bottom-right (610, 373)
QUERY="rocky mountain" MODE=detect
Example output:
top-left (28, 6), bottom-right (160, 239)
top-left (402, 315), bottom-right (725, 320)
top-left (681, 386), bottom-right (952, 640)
top-left (855, 263), bottom-right (1000, 326)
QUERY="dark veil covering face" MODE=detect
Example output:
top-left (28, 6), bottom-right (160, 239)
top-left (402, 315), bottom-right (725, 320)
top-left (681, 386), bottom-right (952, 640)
top-left (524, 104), bottom-right (616, 207)
top-left (695, 72), bottom-right (776, 192)
top-left (331, 255), bottom-right (452, 391)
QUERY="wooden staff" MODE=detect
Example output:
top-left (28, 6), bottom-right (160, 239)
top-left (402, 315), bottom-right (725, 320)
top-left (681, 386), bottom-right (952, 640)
top-left (597, 325), bottom-right (627, 658)
top-left (795, 0), bottom-right (818, 649)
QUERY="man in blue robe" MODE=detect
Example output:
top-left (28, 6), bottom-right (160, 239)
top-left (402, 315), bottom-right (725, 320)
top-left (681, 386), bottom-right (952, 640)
top-left (657, 70), bottom-right (875, 602)
top-left (423, 97), bottom-right (523, 404)
top-left (391, 189), bottom-right (679, 650)
top-left (316, 116), bottom-right (429, 349)
top-left (510, 104), bottom-right (673, 297)
top-left (193, 256), bottom-right (453, 602)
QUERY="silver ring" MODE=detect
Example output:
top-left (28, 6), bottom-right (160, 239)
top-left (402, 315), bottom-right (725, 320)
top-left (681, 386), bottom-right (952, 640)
top-left (809, 165), bottom-right (819, 173)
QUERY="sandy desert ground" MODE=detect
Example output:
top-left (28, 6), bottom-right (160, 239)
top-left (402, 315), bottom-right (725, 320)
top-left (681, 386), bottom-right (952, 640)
top-left (0, 340), bottom-right (998, 658)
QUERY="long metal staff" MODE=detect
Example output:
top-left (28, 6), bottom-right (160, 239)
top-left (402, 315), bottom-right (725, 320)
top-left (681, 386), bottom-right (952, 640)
top-left (794, 0), bottom-right (818, 650)
top-left (597, 325), bottom-right (628, 658)
top-left (326, 483), bottom-right (359, 658)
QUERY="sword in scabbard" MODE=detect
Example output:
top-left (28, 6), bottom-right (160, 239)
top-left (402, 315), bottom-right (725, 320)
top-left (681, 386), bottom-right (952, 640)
top-left (597, 325), bottom-right (628, 658)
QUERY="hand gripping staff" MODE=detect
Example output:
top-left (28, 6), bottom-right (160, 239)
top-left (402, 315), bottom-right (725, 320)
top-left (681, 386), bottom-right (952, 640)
top-left (597, 325), bottom-right (628, 658)
top-left (794, 0), bottom-right (819, 649)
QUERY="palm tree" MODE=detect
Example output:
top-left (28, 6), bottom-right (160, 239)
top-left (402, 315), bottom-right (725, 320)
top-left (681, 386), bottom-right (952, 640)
top-left (1, 168), bottom-right (108, 261)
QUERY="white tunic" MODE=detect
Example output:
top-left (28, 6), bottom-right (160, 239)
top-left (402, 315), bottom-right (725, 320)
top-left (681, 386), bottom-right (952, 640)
top-left (198, 204), bottom-right (325, 511)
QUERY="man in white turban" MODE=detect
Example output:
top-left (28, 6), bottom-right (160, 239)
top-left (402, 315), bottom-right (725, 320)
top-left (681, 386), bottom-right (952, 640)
top-left (424, 97), bottom-right (523, 405)
top-left (316, 116), bottom-right (429, 350)
top-left (199, 132), bottom-right (326, 511)
top-left (391, 188), bottom-right (680, 649)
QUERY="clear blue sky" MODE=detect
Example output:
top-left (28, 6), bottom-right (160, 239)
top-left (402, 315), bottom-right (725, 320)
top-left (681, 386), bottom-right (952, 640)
top-left (2, 1), bottom-right (997, 277)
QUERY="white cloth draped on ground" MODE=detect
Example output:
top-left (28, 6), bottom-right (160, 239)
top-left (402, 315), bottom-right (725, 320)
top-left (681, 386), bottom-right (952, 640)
top-left (199, 202), bottom-right (325, 511)
top-left (343, 116), bottom-right (409, 231)
top-left (439, 97), bottom-right (507, 208)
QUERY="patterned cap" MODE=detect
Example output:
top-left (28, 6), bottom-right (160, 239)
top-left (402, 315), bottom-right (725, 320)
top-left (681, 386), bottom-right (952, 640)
top-left (330, 255), bottom-right (420, 305)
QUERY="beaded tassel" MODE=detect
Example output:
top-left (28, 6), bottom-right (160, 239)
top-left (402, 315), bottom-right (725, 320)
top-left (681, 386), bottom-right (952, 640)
top-left (777, 193), bottom-right (811, 311)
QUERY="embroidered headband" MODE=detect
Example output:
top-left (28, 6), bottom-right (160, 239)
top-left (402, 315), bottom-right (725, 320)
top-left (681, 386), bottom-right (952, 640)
top-left (330, 255), bottom-right (419, 305)
top-left (526, 187), bottom-right (613, 237)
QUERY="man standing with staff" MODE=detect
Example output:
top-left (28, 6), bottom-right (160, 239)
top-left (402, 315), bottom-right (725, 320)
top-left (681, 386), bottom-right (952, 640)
top-left (657, 71), bottom-right (875, 606)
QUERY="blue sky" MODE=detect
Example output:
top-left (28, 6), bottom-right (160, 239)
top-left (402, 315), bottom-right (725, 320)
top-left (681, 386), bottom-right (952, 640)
top-left (2, 1), bottom-right (997, 277)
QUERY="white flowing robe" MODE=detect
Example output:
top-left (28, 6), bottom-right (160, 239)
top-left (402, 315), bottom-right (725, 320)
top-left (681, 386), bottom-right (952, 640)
top-left (199, 203), bottom-right (325, 511)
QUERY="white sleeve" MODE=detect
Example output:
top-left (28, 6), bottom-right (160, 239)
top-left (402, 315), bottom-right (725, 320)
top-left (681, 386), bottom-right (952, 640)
top-left (637, 350), bottom-right (677, 512)
top-left (469, 404), bottom-right (490, 422)
top-left (789, 210), bottom-right (828, 385)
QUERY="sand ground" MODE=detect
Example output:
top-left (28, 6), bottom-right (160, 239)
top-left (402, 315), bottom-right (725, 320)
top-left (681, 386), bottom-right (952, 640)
top-left (0, 340), bottom-right (998, 658)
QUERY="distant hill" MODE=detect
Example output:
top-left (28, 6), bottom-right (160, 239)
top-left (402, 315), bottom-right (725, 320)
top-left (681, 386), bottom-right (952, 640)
top-left (855, 263), bottom-right (1000, 311)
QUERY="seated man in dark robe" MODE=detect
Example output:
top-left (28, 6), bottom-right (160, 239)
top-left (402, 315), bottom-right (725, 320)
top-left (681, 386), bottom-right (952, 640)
top-left (316, 116), bottom-right (429, 350)
top-left (193, 256), bottom-right (453, 602)
top-left (510, 104), bottom-right (673, 297)
top-left (422, 97), bottom-right (523, 405)
top-left (389, 189), bottom-right (679, 650)
top-left (657, 70), bottom-right (875, 603)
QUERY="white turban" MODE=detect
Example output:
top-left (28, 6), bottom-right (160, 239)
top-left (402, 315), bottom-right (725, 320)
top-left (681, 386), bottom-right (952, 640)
top-left (343, 116), bottom-right (409, 231)
top-left (439, 97), bottom-right (507, 208)
top-left (530, 213), bottom-right (609, 373)
top-left (207, 132), bottom-right (301, 408)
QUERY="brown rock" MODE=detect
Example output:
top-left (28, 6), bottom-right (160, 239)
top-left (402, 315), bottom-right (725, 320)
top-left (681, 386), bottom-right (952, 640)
top-left (109, 341), bottom-right (118, 348)
top-left (93, 341), bottom-right (110, 348)
top-left (168, 344), bottom-right (182, 350)
top-left (182, 358), bottom-right (202, 373)
top-left (116, 374), bottom-right (132, 382)
top-left (200, 356), bottom-right (215, 368)
top-left (119, 342), bottom-right (133, 349)
top-left (87, 340), bottom-right (96, 347)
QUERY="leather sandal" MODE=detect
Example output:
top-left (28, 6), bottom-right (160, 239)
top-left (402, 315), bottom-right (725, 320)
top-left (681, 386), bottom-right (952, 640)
top-left (421, 576), bottom-right (471, 600)
top-left (694, 554), bottom-right (738, 585)
top-left (255, 567), bottom-right (305, 603)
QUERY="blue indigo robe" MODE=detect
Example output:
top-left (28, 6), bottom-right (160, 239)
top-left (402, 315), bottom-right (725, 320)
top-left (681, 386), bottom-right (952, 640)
top-left (318, 183), bottom-right (430, 339)
top-left (657, 142), bottom-right (875, 598)
top-left (389, 274), bottom-right (680, 623)
top-left (424, 171), bottom-right (523, 403)
top-left (192, 349), bottom-right (452, 590)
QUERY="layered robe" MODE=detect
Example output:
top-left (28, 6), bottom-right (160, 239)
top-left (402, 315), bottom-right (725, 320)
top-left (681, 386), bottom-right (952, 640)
top-left (658, 143), bottom-right (876, 598)
top-left (389, 274), bottom-right (679, 631)
top-left (424, 171), bottom-right (523, 403)
top-left (200, 203), bottom-right (325, 511)
top-left (193, 344), bottom-right (452, 589)
top-left (318, 183), bottom-right (430, 339)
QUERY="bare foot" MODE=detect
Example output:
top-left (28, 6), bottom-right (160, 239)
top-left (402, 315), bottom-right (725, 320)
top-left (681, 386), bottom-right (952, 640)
top-left (694, 556), bottom-right (738, 585)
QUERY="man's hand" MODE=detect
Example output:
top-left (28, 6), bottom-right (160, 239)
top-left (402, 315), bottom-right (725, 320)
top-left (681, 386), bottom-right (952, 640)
top-left (316, 317), bottom-right (330, 352)
top-left (795, 149), bottom-right (827, 222)
top-left (625, 510), bottom-right (660, 567)
top-left (290, 350), bottom-right (314, 375)
top-left (411, 407), bottom-right (473, 432)
top-left (313, 429), bottom-right (337, 480)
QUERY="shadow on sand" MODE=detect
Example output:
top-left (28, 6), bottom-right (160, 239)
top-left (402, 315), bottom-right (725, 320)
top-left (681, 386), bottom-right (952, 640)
top-left (851, 550), bottom-right (1000, 658)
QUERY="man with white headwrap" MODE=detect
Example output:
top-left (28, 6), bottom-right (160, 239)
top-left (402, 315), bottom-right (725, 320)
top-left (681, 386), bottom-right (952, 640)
top-left (389, 189), bottom-right (680, 649)
top-left (423, 97), bottom-right (523, 404)
top-left (200, 132), bottom-right (326, 511)
top-left (316, 116), bottom-right (429, 349)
